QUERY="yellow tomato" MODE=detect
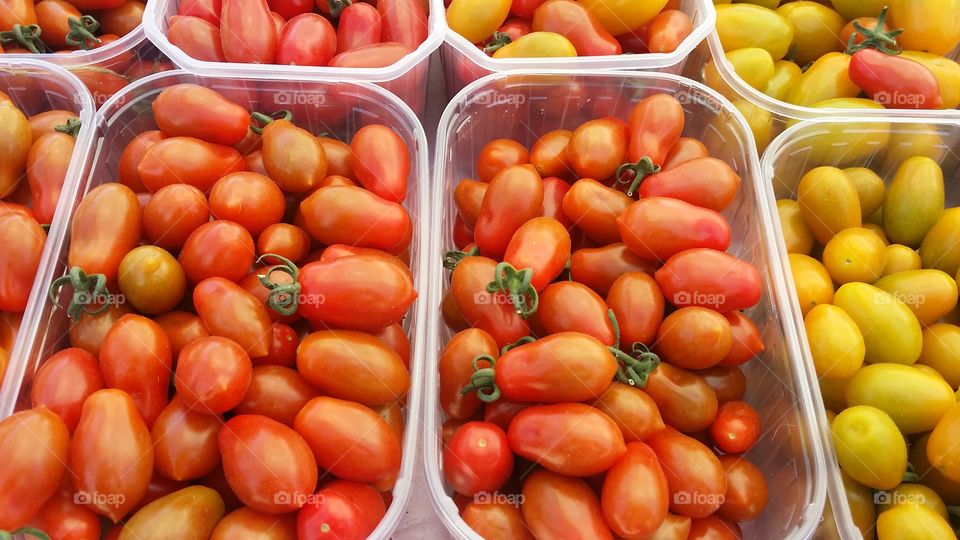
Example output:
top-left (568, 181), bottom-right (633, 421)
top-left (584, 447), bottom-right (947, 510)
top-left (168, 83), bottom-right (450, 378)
top-left (820, 376), bottom-right (849, 412)
top-left (883, 156), bottom-right (944, 248)
top-left (579, 0), bottom-right (668, 36)
top-left (841, 472), bottom-right (877, 540)
top-left (777, 199), bottom-right (815, 255)
top-left (874, 269), bottom-right (958, 326)
top-left (889, 0), bottom-right (960, 55)
top-left (881, 245), bottom-right (922, 277)
top-left (834, 282), bottom-right (923, 365)
top-left (900, 52), bottom-right (960, 110)
top-left (797, 99), bottom-right (890, 167)
top-left (787, 53), bottom-right (859, 107)
top-left (796, 166), bottom-right (861, 246)
top-left (919, 324), bottom-right (960, 389)
top-left (776, 2), bottom-right (845, 66)
top-left (880, 124), bottom-right (945, 174)
top-left (862, 223), bottom-right (888, 245)
top-left (832, 405), bottom-right (907, 490)
top-left (762, 60), bottom-right (803, 101)
top-left (876, 505), bottom-right (957, 540)
top-left (929, 402), bottom-right (960, 483)
top-left (446, 0), bottom-right (511, 44)
top-left (829, 0), bottom-right (886, 20)
top-left (846, 363), bottom-right (955, 433)
top-left (731, 98), bottom-right (774, 152)
top-left (117, 245), bottom-right (187, 315)
top-left (715, 3), bottom-right (794, 59)
top-left (789, 253), bottom-right (835, 316)
top-left (805, 304), bottom-right (865, 379)
top-left (822, 227), bottom-right (886, 284)
top-left (877, 483), bottom-right (949, 519)
top-left (492, 32), bottom-right (577, 58)
top-left (912, 434), bottom-right (960, 506)
top-left (921, 208), bottom-right (960, 276)
top-left (724, 48), bottom-right (775, 90)
top-left (842, 167), bottom-right (885, 219)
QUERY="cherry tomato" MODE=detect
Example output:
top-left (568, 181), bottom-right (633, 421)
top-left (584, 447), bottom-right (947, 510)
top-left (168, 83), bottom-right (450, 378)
top-left (662, 137), bottom-right (708, 171)
top-left (67, 183), bottom-right (141, 282)
top-left (71, 389), bottom-right (154, 522)
top-left (645, 9), bottom-right (692, 53)
top-left (299, 185), bottom-right (411, 253)
top-left (142, 183), bottom-right (209, 250)
top-left (461, 501), bottom-right (533, 540)
top-left (337, 2), bottom-right (382, 53)
top-left (618, 197), bottom-right (731, 262)
top-left (211, 507), bottom-right (297, 540)
top-left (26, 110), bottom-right (74, 141)
top-left (483, 17), bottom-right (531, 52)
top-left (502, 217), bottom-right (571, 296)
top-left (378, 0), bottom-right (427, 48)
top-left (645, 363), bottom-right (718, 433)
top-left (154, 84), bottom-right (250, 145)
top-left (296, 485), bottom-right (370, 540)
top-left (697, 365), bottom-right (746, 404)
top-left (152, 396), bottom-right (223, 481)
top-left (539, 177), bottom-right (573, 228)
top-left (99, 314), bottom-right (173, 426)
top-left (567, 117), bottom-right (628, 180)
top-left (99, 0), bottom-right (144, 34)
top-left (179, 220), bottom-right (255, 284)
top-left (643, 158), bottom-right (741, 214)
top-left (440, 328), bottom-right (499, 419)
top-left (219, 415), bottom-right (318, 513)
top-left (562, 179), bottom-right (632, 245)
top-left (655, 307), bottom-right (733, 370)
top-left (232, 365), bottom-right (318, 427)
top-left (276, 13), bottom-right (337, 66)
top-left (294, 396), bottom-right (401, 483)
top-left (592, 382), bottom-right (664, 443)
top-left (155, 310), bottom-right (210, 360)
top-left (687, 515), bottom-right (742, 540)
top-left (68, 301), bottom-right (133, 356)
top-left (348, 124), bottom-right (409, 202)
top-left (373, 323), bottom-right (411, 368)
top-left (0, 212), bottom-right (44, 312)
top-left (889, 0), bottom-right (960, 55)
top-left (257, 223), bottom-right (310, 264)
top-left (648, 427), bottom-right (726, 518)
top-left (606, 272), bottom-right (664, 347)
top-left (175, 335), bottom-right (253, 413)
top-left (117, 245), bottom-right (187, 315)
top-left (538, 281), bottom-right (615, 344)
top-left (328, 42), bottom-right (414, 67)
top-left (602, 442), bottom-right (669, 539)
top-left (849, 48), bottom-right (942, 109)
top-left (627, 94), bottom-right (683, 166)
top-left (119, 486), bottom-right (224, 540)
top-left (168, 15), bottom-right (227, 62)
top-left (138, 137), bottom-right (244, 193)
top-left (208, 172), bottom-right (285, 236)
top-left (316, 137), bottom-right (353, 178)
top-left (570, 243), bottom-right (658, 296)
top-left (655, 249), bottom-right (762, 313)
top-left (117, 130), bottom-right (162, 192)
top-left (450, 256), bottom-right (530, 346)
top-left (447, 0), bottom-right (509, 43)
top-left (509, 403), bottom-right (625, 476)
top-left (220, 0), bottom-right (277, 63)
top-left (259, 119), bottom-right (327, 193)
top-left (0, 407), bottom-right (69, 530)
top-left (716, 455), bottom-right (767, 522)
top-left (29, 484), bottom-right (102, 540)
top-left (443, 421), bottom-right (513, 496)
top-left (521, 469), bottom-right (613, 539)
top-left (454, 179), bottom-right (488, 227)
top-left (25, 130), bottom-right (72, 224)
top-left (530, 129), bottom-right (573, 178)
top-left (475, 165), bottom-right (544, 258)
top-left (535, 0), bottom-right (620, 55)
top-left (720, 312), bottom-right (764, 366)
top-left (710, 401), bottom-right (761, 454)
top-left (0, 101), bottom-right (30, 198)
top-left (30, 348), bottom-right (103, 432)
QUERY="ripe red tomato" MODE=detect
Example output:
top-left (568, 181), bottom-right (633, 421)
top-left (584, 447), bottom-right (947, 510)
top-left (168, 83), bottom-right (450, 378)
top-left (567, 118), bottom-right (628, 180)
top-left (443, 421), bottom-right (513, 496)
top-left (540, 177), bottom-right (573, 227)
top-left (168, 15), bottom-right (227, 62)
top-left (687, 515), bottom-right (742, 540)
top-left (618, 197), bottom-right (731, 261)
top-left (531, 130), bottom-right (573, 179)
top-left (142, 183), bottom-right (210, 250)
top-left (153, 84), bottom-right (250, 145)
top-left (627, 94), bottom-right (684, 166)
top-left (29, 484), bottom-right (102, 540)
top-left (209, 172), bottom-right (285, 236)
top-left (484, 399), bottom-right (533, 431)
top-left (662, 137), bottom-right (709, 170)
top-left (655, 307), bottom-right (733, 370)
top-left (328, 42), bottom-right (414, 67)
top-left (710, 400), bottom-right (761, 454)
top-left (296, 486), bottom-right (371, 540)
top-left (570, 243), bottom-right (658, 296)
top-left (175, 336), bottom-right (253, 414)
top-left (720, 311), bottom-right (764, 366)
top-left (697, 365), bottom-right (747, 404)
top-left (179, 220), bottom-right (256, 284)
top-left (30, 348), bottom-right (103, 432)
top-left (450, 256), bottom-right (530, 347)
top-left (521, 469), bottom-right (613, 539)
top-left (67, 183), bottom-right (141, 282)
top-left (257, 223), bottom-right (312, 264)
top-left (655, 249), bottom-right (762, 313)
top-left (137, 137), bottom-right (245, 193)
top-left (647, 428), bottom-right (726, 518)
top-left (211, 507), bottom-right (297, 539)
top-left (26, 131), bottom-right (74, 224)
top-left (99, 314), bottom-right (174, 427)
top-left (277, 13), bottom-right (337, 66)
top-left (300, 185), bottom-right (411, 253)
top-left (118, 130), bottom-right (162, 192)
top-left (591, 383), bottom-right (665, 443)
top-left (639, 158), bottom-right (741, 213)
top-left (219, 415), bottom-right (318, 514)
top-left (68, 302), bottom-right (133, 357)
top-left (373, 323), bottom-right (411, 367)
top-left (601, 442), bottom-right (669, 539)
top-left (337, 2), bottom-right (382, 53)
top-left (508, 403), bottom-right (626, 476)
top-left (644, 362), bottom-right (719, 433)
top-left (501, 216), bottom-right (571, 294)
top-left (377, 0), bottom-right (427, 49)
top-left (537, 281), bottom-right (616, 345)
top-left (0, 212), bottom-right (45, 312)
top-left (255, 323), bottom-right (300, 367)
top-left (151, 396), bottom-right (223, 481)
top-left (849, 48), bottom-right (942, 110)
top-left (234, 365), bottom-right (320, 425)
top-left (562, 179), bottom-right (632, 245)
top-left (461, 501), bottom-right (534, 540)
top-left (260, 118), bottom-right (327, 192)
top-left (532, 0), bottom-right (620, 56)
top-left (194, 276), bottom-right (272, 357)
top-left (349, 124), bottom-right (409, 203)
top-left (154, 310), bottom-right (210, 360)
top-left (606, 271), bottom-right (664, 347)
top-left (440, 328), bottom-right (499, 419)
top-left (220, 0), bottom-right (277, 63)
top-left (475, 165), bottom-right (544, 258)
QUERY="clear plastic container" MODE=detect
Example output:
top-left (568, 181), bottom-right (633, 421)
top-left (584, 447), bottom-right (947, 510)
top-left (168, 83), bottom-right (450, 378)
top-left (439, 0), bottom-right (715, 97)
top-left (142, 0), bottom-right (444, 116)
top-left (0, 69), bottom-right (430, 539)
top-left (686, 31), bottom-right (960, 153)
top-left (0, 58), bottom-right (96, 406)
top-left (762, 117), bottom-right (960, 540)
top-left (423, 70), bottom-right (828, 540)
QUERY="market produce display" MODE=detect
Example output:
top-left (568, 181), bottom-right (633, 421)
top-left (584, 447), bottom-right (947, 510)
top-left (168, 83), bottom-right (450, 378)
top-left (445, 0), bottom-right (692, 57)
top-left (437, 91), bottom-right (773, 539)
top-left (0, 82), bottom-right (419, 539)
top-left (164, 0), bottom-right (429, 66)
top-left (777, 148), bottom-right (960, 539)
top-left (709, 1), bottom-right (960, 110)
top-left (0, 0), bottom-right (144, 54)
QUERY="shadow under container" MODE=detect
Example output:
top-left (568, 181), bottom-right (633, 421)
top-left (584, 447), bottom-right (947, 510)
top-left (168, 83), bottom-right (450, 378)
top-left (422, 70), bottom-right (829, 540)
top-left (0, 69), bottom-right (430, 539)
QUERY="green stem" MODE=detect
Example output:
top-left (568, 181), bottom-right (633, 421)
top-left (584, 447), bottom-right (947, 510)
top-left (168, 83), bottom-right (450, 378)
top-left (443, 245), bottom-right (479, 271)
top-left (54, 117), bottom-right (82, 138)
top-left (500, 335), bottom-right (535, 355)
top-left (483, 32), bottom-right (512, 54)
top-left (0, 24), bottom-right (50, 54)
top-left (0, 528), bottom-right (50, 540)
top-left (611, 342), bottom-right (660, 388)
top-left (255, 253), bottom-right (301, 316)
top-left (65, 15), bottom-right (101, 49)
top-left (485, 261), bottom-right (539, 318)
top-left (249, 110), bottom-right (292, 134)
top-left (845, 6), bottom-right (903, 55)
top-left (460, 355), bottom-right (500, 403)
top-left (615, 156), bottom-right (660, 196)
top-left (328, 0), bottom-right (351, 17)
top-left (47, 266), bottom-right (110, 321)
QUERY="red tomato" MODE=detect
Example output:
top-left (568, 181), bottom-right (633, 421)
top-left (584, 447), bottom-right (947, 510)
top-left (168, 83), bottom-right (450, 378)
top-left (532, 0), bottom-right (620, 55)
top-left (154, 310), bottom-right (211, 360)
top-left (336, 2), bottom-right (382, 53)
top-left (454, 179), bottom-right (487, 227)
top-left (511, 0), bottom-right (547, 18)
top-left (646, 10), bottom-right (693, 53)
top-left (29, 484), bottom-right (102, 540)
top-left (606, 271), bottom-right (664, 348)
top-left (697, 365), bottom-right (746, 404)
top-left (219, 414), bottom-right (318, 513)
top-left (627, 94), bottom-right (684, 166)
top-left (475, 165), bottom-right (545, 258)
top-left (99, 314), bottom-right (174, 427)
top-left (570, 243), bottom-right (658, 296)
top-left (0, 407), bottom-right (70, 530)
top-left (209, 172), bottom-right (285, 236)
top-left (349, 124), bottom-right (409, 203)
top-left (294, 396), bottom-right (402, 482)
top-left (688, 515), bottom-right (742, 540)
top-left (538, 281), bottom-right (616, 344)
top-left (118, 130), bottom-right (162, 192)
top-left (138, 137), bottom-right (245, 193)
top-left (648, 428), bottom-right (726, 518)
top-left (501, 216), bottom-right (571, 296)
top-left (484, 399), bottom-right (533, 431)
top-left (30, 348), bottom-right (103, 432)
top-left (710, 400), bottom-right (761, 454)
top-left (719, 312), bottom-right (764, 366)
top-left (662, 137), bottom-right (709, 170)
top-left (645, 363), bottom-right (719, 433)
top-left (461, 501), bottom-right (534, 540)
top-left (211, 507), bottom-right (297, 539)
top-left (320, 480), bottom-right (386, 536)
top-left (153, 84), bottom-right (250, 145)
top-left (655, 249), bottom-right (762, 313)
top-left (296, 486), bottom-right (370, 540)
top-left (717, 455), bottom-right (768, 522)
top-left (562, 179), bottom-right (632, 245)
top-left (639, 158), bottom-right (741, 213)
top-left (317, 137), bottom-right (353, 178)
top-left (602, 442), bottom-right (669, 539)
top-left (647, 513), bottom-right (693, 540)
top-left (71, 389), bottom-right (154, 522)
top-left (849, 48), bottom-right (942, 109)
top-left (618, 198), bottom-right (732, 261)
top-left (175, 336), bottom-right (253, 413)
top-left (521, 469), bottom-right (613, 539)
top-left (142, 183), bottom-right (210, 250)
top-left (27, 110), bottom-right (77, 141)
top-left (483, 18), bottom-right (531, 53)
top-left (299, 185), bottom-right (411, 253)
top-left (152, 396), bottom-right (223, 481)
top-left (476, 139), bottom-right (529, 183)
top-left (592, 383), bottom-right (664, 442)
top-left (257, 223), bottom-right (311, 264)
top-left (178, 0), bottom-right (221, 22)
top-left (220, 0), bottom-right (277, 63)
top-left (530, 132), bottom-right (573, 181)
top-left (568, 117), bottom-right (628, 181)
top-left (68, 302), bottom-right (133, 357)
top-left (267, 0), bottom-right (310, 20)
top-left (67, 183), bottom-right (141, 282)
top-left (168, 15), bottom-right (227, 62)
top-left (509, 403), bottom-right (625, 476)
top-left (0, 212), bottom-right (44, 312)
top-left (276, 13), bottom-right (337, 65)
top-left (239, 270), bottom-right (302, 325)
top-left (440, 328), bottom-right (500, 419)
top-left (328, 42), bottom-right (414, 67)
top-left (255, 323), bottom-right (300, 367)
top-left (259, 119), bottom-right (327, 193)
top-left (296, 329), bottom-right (409, 405)
top-left (373, 323), bottom-right (411, 367)
top-left (655, 307), bottom-right (733, 370)
top-left (377, 0), bottom-right (427, 49)
top-left (234, 365), bottom-right (319, 425)
top-left (450, 256), bottom-right (530, 346)
top-left (179, 220), bottom-right (256, 284)
top-left (540, 176), bottom-right (573, 228)
top-left (26, 131), bottom-right (73, 224)
top-left (444, 421), bottom-right (513, 496)
top-left (34, 0), bottom-right (87, 48)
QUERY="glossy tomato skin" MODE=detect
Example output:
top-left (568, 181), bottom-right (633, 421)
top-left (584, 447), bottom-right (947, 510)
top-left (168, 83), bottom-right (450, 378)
top-left (440, 328), bottom-right (499, 419)
top-left (337, 2), bottom-right (382, 53)
top-left (300, 185), bottom-right (411, 253)
top-left (31, 348), bottom-right (103, 432)
top-left (592, 383), bottom-right (665, 443)
top-left (142, 183), bottom-right (210, 250)
top-left (68, 302), bottom-right (133, 357)
top-left (497, 332), bottom-right (617, 402)
top-left (521, 469), bottom-right (614, 540)
top-left (645, 363), bottom-right (719, 433)
top-left (175, 336), bottom-right (253, 413)
top-left (350, 124), bottom-right (409, 203)
top-left (68, 183), bottom-right (141, 282)
top-left (662, 137), bottom-right (708, 170)
top-left (571, 243), bottom-right (658, 296)
top-left (509, 403), bottom-right (626, 476)
top-left (151, 396), bottom-right (223, 481)
top-left (117, 245), bottom-right (187, 315)
top-left (717, 455), bottom-right (768, 522)
top-left (99, 314), bottom-right (174, 427)
top-left (475, 165), bottom-right (544, 258)
top-left (0, 407), bottom-right (70, 530)
top-left (194, 276), bottom-right (272, 357)
top-left (538, 281), bottom-right (616, 345)
top-left (298, 255), bottom-right (416, 331)
top-left (655, 307), bottom-right (733, 370)
top-left (710, 401), bottom-right (761, 454)
top-left (71, 389), bottom-right (154, 522)
top-left (378, 0), bottom-right (427, 48)
top-left (179, 220), bottom-right (256, 284)
top-left (296, 487), bottom-right (369, 540)
top-left (277, 13), bottom-right (337, 66)
top-left (530, 131), bottom-right (573, 179)
top-left (567, 118), bottom-right (628, 180)
top-left (639, 157), bottom-right (741, 213)
top-left (153, 84), bottom-right (249, 145)
top-left (26, 131), bottom-right (74, 224)
top-left (258, 223), bottom-right (311, 264)
top-left (118, 486), bottom-right (224, 540)
top-left (154, 310), bottom-right (210, 360)
top-left (328, 42), bottom-right (414, 67)
top-left (209, 172), bottom-right (285, 236)
top-left (461, 501), bottom-right (534, 540)
top-left (0, 212), bottom-right (45, 311)
top-left (450, 256), bottom-right (530, 347)
top-left (211, 507), bottom-right (297, 539)
top-left (562, 179), bottom-right (633, 245)
top-left (373, 323), bottom-right (411, 367)
top-left (234, 365), bottom-right (319, 426)
top-left (602, 442), bottom-right (669, 539)
top-left (259, 119), bottom-right (327, 192)
top-left (297, 329), bottom-right (409, 405)
top-left (606, 271), bottom-right (664, 347)
top-left (29, 484), bottom-right (102, 540)
top-left (849, 49), bottom-right (942, 110)
top-left (618, 198), bottom-right (731, 261)
top-left (137, 137), bottom-right (244, 193)
top-left (444, 421), bottom-right (513, 496)
top-left (648, 428), bottom-right (726, 518)
top-left (168, 15), bottom-right (227, 62)
top-left (627, 94), bottom-right (684, 165)
top-left (220, 415), bottom-right (318, 514)
top-left (720, 312), bottom-right (764, 366)
top-left (220, 0), bottom-right (277, 63)
top-left (656, 249), bottom-right (762, 313)
top-left (532, 0), bottom-right (620, 56)
top-left (294, 396), bottom-right (402, 483)
top-left (697, 365), bottom-right (746, 404)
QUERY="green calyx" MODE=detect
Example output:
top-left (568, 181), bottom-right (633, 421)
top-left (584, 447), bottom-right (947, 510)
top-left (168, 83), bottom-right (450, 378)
top-left (615, 156), bottom-right (660, 196)
top-left (485, 261), bottom-right (539, 318)
top-left (845, 6), bottom-right (903, 55)
top-left (47, 266), bottom-right (110, 321)
top-left (460, 354), bottom-right (500, 403)
top-left (256, 253), bottom-right (301, 316)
